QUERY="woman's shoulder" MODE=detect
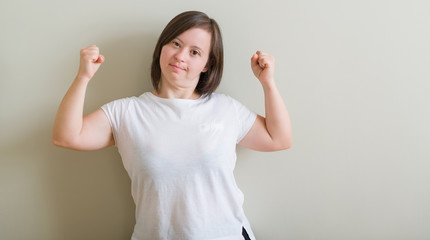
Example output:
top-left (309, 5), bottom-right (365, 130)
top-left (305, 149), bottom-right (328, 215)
top-left (102, 92), bottom-right (152, 109)
top-left (208, 92), bottom-right (235, 102)
top-left (113, 92), bottom-right (153, 102)
top-left (106, 95), bottom-right (137, 105)
top-left (208, 92), bottom-right (244, 106)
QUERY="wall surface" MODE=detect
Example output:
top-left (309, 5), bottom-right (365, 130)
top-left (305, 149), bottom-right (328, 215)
top-left (1, 0), bottom-right (429, 239)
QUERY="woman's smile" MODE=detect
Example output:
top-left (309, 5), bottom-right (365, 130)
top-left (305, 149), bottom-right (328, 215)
top-left (170, 64), bottom-right (185, 71)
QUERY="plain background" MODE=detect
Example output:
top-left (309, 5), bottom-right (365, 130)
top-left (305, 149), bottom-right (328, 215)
top-left (1, 0), bottom-right (429, 239)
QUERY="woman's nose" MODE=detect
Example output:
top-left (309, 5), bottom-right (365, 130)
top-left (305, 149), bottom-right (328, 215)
top-left (174, 49), bottom-right (187, 62)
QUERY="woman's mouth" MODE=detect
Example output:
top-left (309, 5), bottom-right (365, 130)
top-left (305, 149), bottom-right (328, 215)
top-left (170, 64), bottom-right (185, 71)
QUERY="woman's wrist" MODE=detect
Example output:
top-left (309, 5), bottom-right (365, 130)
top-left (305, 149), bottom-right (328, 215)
top-left (74, 74), bottom-right (92, 85)
top-left (261, 78), bottom-right (277, 92)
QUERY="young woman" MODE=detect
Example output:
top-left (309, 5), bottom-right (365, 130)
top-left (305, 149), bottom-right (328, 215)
top-left (53, 11), bottom-right (292, 240)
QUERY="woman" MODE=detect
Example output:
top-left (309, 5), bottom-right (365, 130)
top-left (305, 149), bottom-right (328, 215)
top-left (53, 11), bottom-right (292, 240)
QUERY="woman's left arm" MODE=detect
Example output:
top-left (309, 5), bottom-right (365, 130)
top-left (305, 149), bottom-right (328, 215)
top-left (239, 51), bottom-right (292, 151)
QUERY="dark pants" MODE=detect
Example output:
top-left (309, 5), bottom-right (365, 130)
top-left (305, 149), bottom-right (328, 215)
top-left (242, 227), bottom-right (251, 240)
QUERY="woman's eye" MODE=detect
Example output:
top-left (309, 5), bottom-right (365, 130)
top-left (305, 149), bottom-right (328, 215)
top-left (172, 41), bottom-right (180, 47)
top-left (191, 50), bottom-right (200, 56)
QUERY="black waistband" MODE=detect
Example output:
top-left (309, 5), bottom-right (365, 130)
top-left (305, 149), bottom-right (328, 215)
top-left (242, 226), bottom-right (251, 240)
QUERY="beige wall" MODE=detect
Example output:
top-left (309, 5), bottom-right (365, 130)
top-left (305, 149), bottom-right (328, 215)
top-left (1, 0), bottom-right (430, 239)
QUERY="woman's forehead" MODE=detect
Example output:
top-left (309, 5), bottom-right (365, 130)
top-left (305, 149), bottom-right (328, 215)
top-left (175, 28), bottom-right (212, 51)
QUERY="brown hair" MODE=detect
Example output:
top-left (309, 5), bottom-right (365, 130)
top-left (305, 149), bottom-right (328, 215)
top-left (151, 11), bottom-right (223, 97)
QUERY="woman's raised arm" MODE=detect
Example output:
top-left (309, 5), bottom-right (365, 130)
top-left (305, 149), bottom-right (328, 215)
top-left (52, 45), bottom-right (114, 151)
top-left (239, 51), bottom-right (292, 152)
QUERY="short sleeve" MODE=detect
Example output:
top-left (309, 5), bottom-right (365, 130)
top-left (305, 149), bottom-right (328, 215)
top-left (229, 96), bottom-right (257, 143)
top-left (100, 97), bottom-right (133, 145)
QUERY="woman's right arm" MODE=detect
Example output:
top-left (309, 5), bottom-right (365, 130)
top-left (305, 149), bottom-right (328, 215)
top-left (52, 45), bottom-right (114, 151)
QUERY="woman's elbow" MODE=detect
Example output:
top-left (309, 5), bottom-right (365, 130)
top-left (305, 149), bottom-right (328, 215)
top-left (52, 132), bottom-right (63, 147)
top-left (52, 136), bottom-right (69, 148)
top-left (274, 137), bottom-right (293, 151)
top-left (278, 142), bottom-right (292, 151)
top-left (51, 134), bottom-right (78, 149)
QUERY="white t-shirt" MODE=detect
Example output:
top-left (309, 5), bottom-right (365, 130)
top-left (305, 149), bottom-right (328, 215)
top-left (101, 92), bottom-right (257, 240)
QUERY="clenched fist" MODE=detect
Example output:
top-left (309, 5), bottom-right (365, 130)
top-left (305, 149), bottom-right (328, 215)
top-left (251, 51), bottom-right (275, 86)
top-left (77, 45), bottom-right (105, 80)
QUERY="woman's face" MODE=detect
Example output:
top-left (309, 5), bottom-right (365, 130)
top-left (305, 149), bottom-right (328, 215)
top-left (159, 27), bottom-right (212, 92)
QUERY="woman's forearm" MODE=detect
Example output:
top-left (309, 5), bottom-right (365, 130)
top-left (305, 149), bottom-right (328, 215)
top-left (52, 76), bottom-right (90, 146)
top-left (262, 81), bottom-right (293, 149)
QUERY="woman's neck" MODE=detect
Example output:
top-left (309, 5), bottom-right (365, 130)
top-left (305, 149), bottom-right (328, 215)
top-left (152, 88), bottom-right (200, 100)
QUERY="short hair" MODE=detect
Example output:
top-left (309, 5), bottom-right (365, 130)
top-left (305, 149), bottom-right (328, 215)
top-left (151, 11), bottom-right (224, 97)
